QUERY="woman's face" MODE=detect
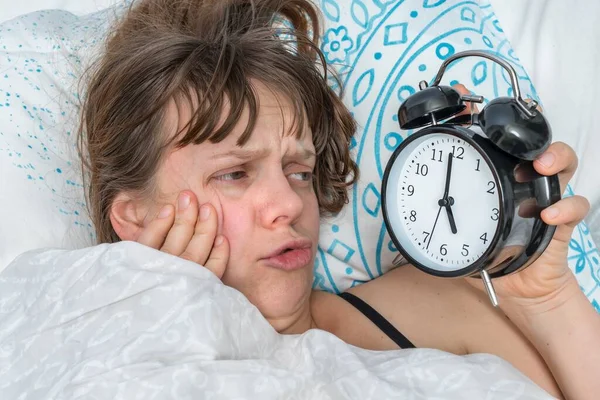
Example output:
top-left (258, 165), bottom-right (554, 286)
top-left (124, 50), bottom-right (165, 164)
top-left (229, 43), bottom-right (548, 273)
top-left (152, 83), bottom-right (320, 328)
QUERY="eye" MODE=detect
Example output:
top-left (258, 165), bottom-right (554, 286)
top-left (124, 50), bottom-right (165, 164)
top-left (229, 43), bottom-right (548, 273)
top-left (215, 170), bottom-right (247, 181)
top-left (289, 171), bottom-right (313, 182)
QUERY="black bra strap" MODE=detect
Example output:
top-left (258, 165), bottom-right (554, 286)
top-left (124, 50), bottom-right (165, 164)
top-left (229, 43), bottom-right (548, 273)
top-left (339, 292), bottom-right (416, 349)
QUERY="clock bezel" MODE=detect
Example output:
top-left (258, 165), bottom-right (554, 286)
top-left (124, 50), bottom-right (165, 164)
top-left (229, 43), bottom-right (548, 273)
top-left (381, 125), bottom-right (506, 277)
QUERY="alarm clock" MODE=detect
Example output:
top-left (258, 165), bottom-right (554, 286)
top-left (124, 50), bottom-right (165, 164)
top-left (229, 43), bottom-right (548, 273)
top-left (381, 50), bottom-right (561, 306)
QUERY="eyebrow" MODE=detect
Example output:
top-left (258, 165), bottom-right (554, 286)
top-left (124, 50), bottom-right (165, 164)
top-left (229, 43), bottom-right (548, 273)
top-left (210, 147), bottom-right (316, 161)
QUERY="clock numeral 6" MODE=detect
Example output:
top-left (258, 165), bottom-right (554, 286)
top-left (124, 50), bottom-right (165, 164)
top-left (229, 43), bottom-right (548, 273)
top-left (409, 210), bottom-right (417, 222)
top-left (461, 244), bottom-right (469, 256)
top-left (491, 208), bottom-right (499, 221)
top-left (440, 244), bottom-right (447, 256)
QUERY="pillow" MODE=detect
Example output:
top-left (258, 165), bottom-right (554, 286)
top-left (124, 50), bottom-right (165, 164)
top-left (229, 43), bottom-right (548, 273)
top-left (0, 0), bottom-right (598, 312)
top-left (313, 0), bottom-right (600, 311)
top-left (0, 0), bottom-right (117, 24)
top-left (0, 7), bottom-right (118, 268)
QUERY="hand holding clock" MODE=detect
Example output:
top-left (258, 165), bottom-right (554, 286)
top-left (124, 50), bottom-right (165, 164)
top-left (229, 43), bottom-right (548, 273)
top-left (454, 83), bottom-right (598, 400)
top-left (449, 85), bottom-right (590, 309)
top-left (386, 63), bottom-right (599, 399)
top-left (470, 141), bottom-right (588, 306)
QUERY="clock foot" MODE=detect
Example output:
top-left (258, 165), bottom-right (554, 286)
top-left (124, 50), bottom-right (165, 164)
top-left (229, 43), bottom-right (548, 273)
top-left (480, 269), bottom-right (499, 307)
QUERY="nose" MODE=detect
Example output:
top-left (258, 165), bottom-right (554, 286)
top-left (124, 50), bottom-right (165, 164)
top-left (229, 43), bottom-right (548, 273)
top-left (257, 170), bottom-right (304, 228)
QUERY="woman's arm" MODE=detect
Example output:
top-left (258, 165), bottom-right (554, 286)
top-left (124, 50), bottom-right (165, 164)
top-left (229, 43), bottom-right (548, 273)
top-left (349, 264), bottom-right (565, 397)
top-left (466, 274), bottom-right (600, 399)
top-left (502, 278), bottom-right (600, 399)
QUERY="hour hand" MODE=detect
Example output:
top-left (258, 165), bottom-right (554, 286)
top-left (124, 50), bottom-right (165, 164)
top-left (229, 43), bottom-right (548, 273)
top-left (438, 197), bottom-right (458, 234)
top-left (445, 203), bottom-right (458, 234)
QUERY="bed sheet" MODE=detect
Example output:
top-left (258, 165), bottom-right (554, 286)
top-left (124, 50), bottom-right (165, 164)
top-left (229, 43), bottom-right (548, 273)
top-left (0, 241), bottom-right (554, 399)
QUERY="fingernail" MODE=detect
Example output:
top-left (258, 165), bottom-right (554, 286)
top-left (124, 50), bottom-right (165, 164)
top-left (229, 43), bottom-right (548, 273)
top-left (536, 152), bottom-right (555, 168)
top-left (158, 205), bottom-right (172, 219)
top-left (545, 206), bottom-right (560, 219)
top-left (178, 193), bottom-right (191, 210)
top-left (214, 235), bottom-right (224, 246)
top-left (200, 204), bottom-right (210, 221)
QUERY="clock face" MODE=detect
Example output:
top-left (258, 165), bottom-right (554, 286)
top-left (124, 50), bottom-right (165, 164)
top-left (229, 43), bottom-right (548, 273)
top-left (383, 131), bottom-right (502, 273)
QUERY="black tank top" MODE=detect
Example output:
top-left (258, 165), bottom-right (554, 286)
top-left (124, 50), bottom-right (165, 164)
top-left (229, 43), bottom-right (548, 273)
top-left (339, 292), bottom-right (416, 349)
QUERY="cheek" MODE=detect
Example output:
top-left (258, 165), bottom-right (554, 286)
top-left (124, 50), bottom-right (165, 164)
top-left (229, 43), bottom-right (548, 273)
top-left (301, 191), bottom-right (321, 238)
top-left (309, 197), bottom-right (321, 235)
top-left (218, 199), bottom-right (253, 251)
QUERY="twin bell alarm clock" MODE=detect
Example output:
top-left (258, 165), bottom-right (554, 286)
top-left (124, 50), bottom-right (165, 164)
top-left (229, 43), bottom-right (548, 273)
top-left (381, 50), bottom-right (561, 306)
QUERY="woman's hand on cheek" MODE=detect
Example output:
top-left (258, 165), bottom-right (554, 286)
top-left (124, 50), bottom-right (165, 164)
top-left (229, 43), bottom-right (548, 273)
top-left (136, 190), bottom-right (229, 279)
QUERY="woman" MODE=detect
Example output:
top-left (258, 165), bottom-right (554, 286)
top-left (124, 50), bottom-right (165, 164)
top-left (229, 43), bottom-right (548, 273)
top-left (78, 0), bottom-right (600, 398)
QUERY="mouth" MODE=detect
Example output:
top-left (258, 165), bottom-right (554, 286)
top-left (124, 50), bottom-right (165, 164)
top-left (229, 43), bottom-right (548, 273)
top-left (261, 238), bottom-right (313, 271)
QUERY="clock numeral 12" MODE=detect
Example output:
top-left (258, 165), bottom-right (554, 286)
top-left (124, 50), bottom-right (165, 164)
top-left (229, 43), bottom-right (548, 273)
top-left (451, 146), bottom-right (464, 159)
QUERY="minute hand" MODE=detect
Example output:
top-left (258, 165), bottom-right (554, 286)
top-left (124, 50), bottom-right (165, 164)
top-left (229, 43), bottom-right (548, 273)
top-left (442, 152), bottom-right (458, 234)
top-left (443, 152), bottom-right (453, 199)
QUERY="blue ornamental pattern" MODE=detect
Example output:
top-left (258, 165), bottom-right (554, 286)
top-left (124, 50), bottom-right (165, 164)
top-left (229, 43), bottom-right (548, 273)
top-left (313, 0), bottom-right (600, 311)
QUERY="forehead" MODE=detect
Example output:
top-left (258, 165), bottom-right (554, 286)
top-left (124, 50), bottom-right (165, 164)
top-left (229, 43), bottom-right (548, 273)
top-left (163, 79), bottom-right (313, 148)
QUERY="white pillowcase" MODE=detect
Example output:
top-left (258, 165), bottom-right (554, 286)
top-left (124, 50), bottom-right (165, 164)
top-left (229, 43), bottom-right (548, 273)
top-left (0, 7), bottom-right (115, 268)
top-left (0, 0), bottom-right (118, 23)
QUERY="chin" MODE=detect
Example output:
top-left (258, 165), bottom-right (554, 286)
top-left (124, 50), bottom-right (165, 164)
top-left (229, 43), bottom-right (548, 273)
top-left (234, 264), bottom-right (314, 321)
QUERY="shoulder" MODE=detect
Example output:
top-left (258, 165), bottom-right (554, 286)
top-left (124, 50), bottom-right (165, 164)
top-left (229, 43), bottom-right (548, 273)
top-left (314, 265), bottom-right (501, 354)
top-left (311, 267), bottom-right (560, 396)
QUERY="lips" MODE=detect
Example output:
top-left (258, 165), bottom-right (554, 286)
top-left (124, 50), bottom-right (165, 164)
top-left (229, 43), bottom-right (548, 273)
top-left (261, 238), bottom-right (313, 271)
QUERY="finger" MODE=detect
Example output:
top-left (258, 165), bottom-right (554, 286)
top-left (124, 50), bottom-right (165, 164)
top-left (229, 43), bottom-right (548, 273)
top-left (180, 203), bottom-right (218, 266)
top-left (524, 98), bottom-right (544, 113)
top-left (136, 204), bottom-right (175, 249)
top-left (204, 235), bottom-right (230, 279)
top-left (452, 83), bottom-right (481, 114)
top-left (533, 141), bottom-right (578, 194)
top-left (161, 191), bottom-right (198, 256)
top-left (541, 195), bottom-right (590, 243)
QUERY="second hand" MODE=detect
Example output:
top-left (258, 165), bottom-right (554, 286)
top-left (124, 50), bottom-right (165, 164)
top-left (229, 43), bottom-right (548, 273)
top-left (426, 205), bottom-right (443, 250)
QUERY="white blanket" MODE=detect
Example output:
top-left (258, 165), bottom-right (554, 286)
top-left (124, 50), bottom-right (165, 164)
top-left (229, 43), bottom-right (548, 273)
top-left (0, 242), bottom-right (553, 399)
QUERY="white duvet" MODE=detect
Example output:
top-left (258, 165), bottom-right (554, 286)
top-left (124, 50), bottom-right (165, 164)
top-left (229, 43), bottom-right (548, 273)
top-left (0, 242), bottom-right (553, 399)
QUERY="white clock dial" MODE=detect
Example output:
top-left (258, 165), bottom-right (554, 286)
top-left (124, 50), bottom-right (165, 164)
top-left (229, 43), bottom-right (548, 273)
top-left (385, 132), bottom-right (501, 272)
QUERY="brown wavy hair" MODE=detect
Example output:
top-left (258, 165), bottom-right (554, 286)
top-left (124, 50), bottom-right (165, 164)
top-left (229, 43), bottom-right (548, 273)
top-left (78, 0), bottom-right (358, 244)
